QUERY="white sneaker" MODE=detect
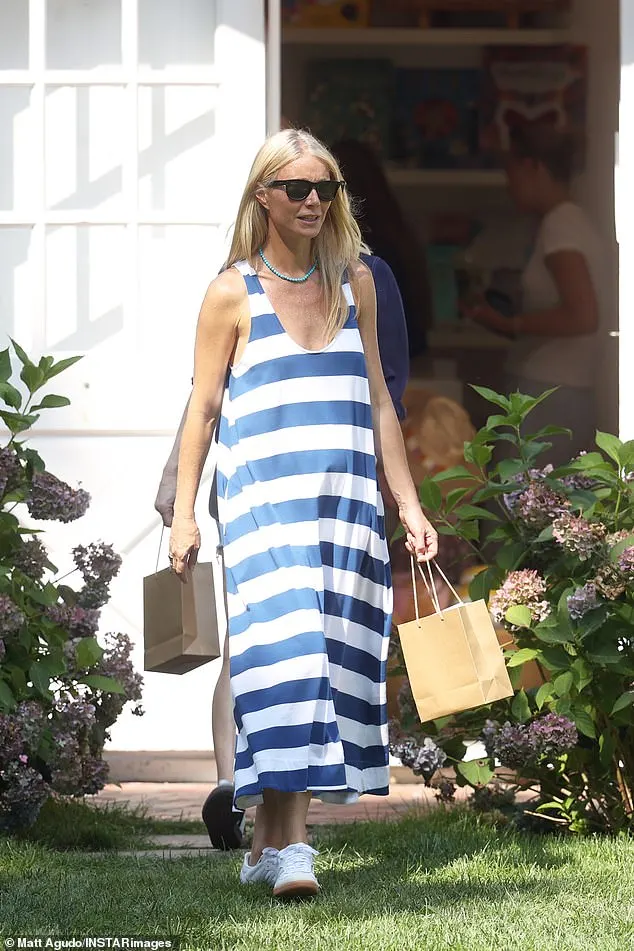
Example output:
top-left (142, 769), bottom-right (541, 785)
top-left (273, 843), bottom-right (320, 898)
top-left (239, 847), bottom-right (280, 887)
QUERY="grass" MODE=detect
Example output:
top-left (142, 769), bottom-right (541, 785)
top-left (1, 807), bottom-right (633, 951)
top-left (14, 797), bottom-right (207, 852)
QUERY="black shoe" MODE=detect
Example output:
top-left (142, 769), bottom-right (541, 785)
top-left (201, 784), bottom-right (245, 850)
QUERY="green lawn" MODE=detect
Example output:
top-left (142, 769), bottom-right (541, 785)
top-left (1, 809), bottom-right (633, 951)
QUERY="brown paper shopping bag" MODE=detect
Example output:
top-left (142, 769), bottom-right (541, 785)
top-left (143, 531), bottom-right (221, 674)
top-left (397, 558), bottom-right (513, 722)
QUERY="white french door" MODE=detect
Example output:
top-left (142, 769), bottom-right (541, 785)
top-left (0, 0), bottom-right (266, 432)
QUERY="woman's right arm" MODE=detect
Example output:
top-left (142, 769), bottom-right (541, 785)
top-left (169, 269), bottom-right (247, 578)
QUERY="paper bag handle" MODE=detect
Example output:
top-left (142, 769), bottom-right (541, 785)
top-left (410, 556), bottom-right (465, 627)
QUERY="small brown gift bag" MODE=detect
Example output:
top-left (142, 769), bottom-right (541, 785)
top-left (143, 531), bottom-right (221, 674)
top-left (397, 558), bottom-right (513, 722)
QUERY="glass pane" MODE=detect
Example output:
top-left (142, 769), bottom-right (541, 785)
top-left (45, 225), bottom-right (126, 352)
top-left (0, 88), bottom-right (37, 212)
top-left (138, 86), bottom-right (219, 216)
top-left (0, 228), bottom-right (36, 348)
top-left (45, 86), bottom-right (125, 212)
top-left (139, 0), bottom-right (215, 67)
top-left (0, 0), bottom-right (29, 68)
top-left (47, 0), bottom-right (122, 69)
top-left (138, 225), bottom-right (223, 423)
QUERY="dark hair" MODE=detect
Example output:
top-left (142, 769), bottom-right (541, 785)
top-left (331, 139), bottom-right (431, 356)
top-left (508, 123), bottom-right (578, 184)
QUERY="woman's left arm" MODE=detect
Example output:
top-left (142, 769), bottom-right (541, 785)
top-left (467, 251), bottom-right (599, 338)
top-left (354, 262), bottom-right (438, 562)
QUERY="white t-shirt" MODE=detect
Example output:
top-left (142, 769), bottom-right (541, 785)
top-left (505, 201), bottom-right (605, 389)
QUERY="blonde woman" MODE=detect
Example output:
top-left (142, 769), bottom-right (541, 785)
top-left (169, 129), bottom-right (437, 898)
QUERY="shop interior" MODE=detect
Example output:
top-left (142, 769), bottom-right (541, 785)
top-left (278, 0), bottom-right (620, 452)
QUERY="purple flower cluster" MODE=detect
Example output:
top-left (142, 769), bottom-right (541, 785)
top-left (91, 632), bottom-right (144, 724)
top-left (552, 513), bottom-right (606, 561)
top-left (12, 537), bottom-right (49, 581)
top-left (27, 471), bottom-right (90, 523)
top-left (48, 699), bottom-right (110, 796)
top-left (47, 603), bottom-right (100, 639)
top-left (483, 714), bottom-right (578, 769)
top-left (567, 583), bottom-right (599, 620)
top-left (391, 735), bottom-right (447, 780)
top-left (490, 570), bottom-right (551, 626)
top-left (15, 700), bottom-right (47, 748)
top-left (0, 595), bottom-right (25, 635)
top-left (512, 481), bottom-right (569, 532)
top-left (0, 447), bottom-right (22, 499)
top-left (0, 760), bottom-right (48, 830)
top-left (617, 545), bottom-right (634, 577)
top-left (594, 564), bottom-right (627, 600)
top-left (73, 542), bottom-right (122, 586)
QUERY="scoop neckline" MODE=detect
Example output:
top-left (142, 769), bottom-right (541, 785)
top-left (251, 270), bottom-right (348, 355)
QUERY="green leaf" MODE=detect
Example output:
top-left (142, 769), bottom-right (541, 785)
top-left (0, 679), bottom-right (16, 710)
top-left (572, 708), bottom-right (596, 739)
top-left (445, 487), bottom-right (470, 512)
top-left (533, 625), bottom-right (573, 646)
top-left (471, 443), bottom-right (493, 467)
top-left (553, 671), bottom-right (574, 697)
top-left (419, 478), bottom-right (442, 513)
top-left (454, 504), bottom-right (500, 522)
top-left (81, 674), bottom-right (126, 694)
top-left (611, 691), bottom-right (634, 715)
top-left (586, 644), bottom-right (624, 667)
top-left (75, 637), bottom-right (104, 669)
top-left (535, 524), bottom-right (555, 543)
top-left (456, 759), bottom-right (495, 787)
top-left (10, 338), bottom-right (32, 368)
top-left (29, 661), bottom-right (52, 696)
top-left (595, 430), bottom-right (622, 464)
top-left (505, 605), bottom-right (533, 629)
top-left (571, 658), bottom-right (593, 692)
top-left (486, 413), bottom-right (514, 430)
top-left (535, 682), bottom-right (555, 710)
top-left (20, 363), bottom-right (45, 393)
top-left (496, 541), bottom-right (526, 573)
top-left (468, 567), bottom-right (499, 604)
top-left (0, 410), bottom-right (39, 434)
top-left (0, 348), bottom-right (12, 383)
top-left (30, 394), bottom-right (71, 411)
top-left (507, 648), bottom-right (540, 668)
top-left (431, 466), bottom-right (479, 484)
top-left (511, 689), bottom-right (531, 723)
top-left (0, 380), bottom-right (22, 410)
top-left (497, 459), bottom-right (526, 482)
top-left (46, 354), bottom-right (83, 380)
top-left (599, 730), bottom-right (615, 768)
top-left (469, 386), bottom-right (511, 411)
top-left (565, 452), bottom-right (607, 471)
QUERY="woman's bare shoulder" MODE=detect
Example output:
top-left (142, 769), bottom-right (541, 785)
top-left (199, 266), bottom-right (249, 328)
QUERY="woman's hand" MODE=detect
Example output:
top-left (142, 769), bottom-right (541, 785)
top-left (461, 296), bottom-right (510, 336)
top-left (169, 515), bottom-right (201, 582)
top-left (399, 502), bottom-right (438, 563)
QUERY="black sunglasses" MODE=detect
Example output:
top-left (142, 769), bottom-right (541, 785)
top-left (266, 179), bottom-right (345, 202)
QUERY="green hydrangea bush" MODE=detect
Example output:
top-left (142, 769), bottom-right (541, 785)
top-left (390, 387), bottom-right (634, 833)
top-left (0, 341), bottom-right (143, 832)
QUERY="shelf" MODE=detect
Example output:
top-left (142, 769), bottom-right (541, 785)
top-left (386, 168), bottom-right (506, 187)
top-left (428, 326), bottom-right (512, 350)
top-left (282, 27), bottom-right (568, 47)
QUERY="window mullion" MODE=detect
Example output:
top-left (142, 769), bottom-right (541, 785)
top-left (28, 0), bottom-right (46, 352)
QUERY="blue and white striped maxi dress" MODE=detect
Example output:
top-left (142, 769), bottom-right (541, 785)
top-left (216, 261), bottom-right (393, 810)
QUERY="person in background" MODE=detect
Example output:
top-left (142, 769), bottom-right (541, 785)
top-left (463, 123), bottom-right (604, 465)
top-left (331, 138), bottom-right (432, 358)
top-left (154, 256), bottom-right (410, 851)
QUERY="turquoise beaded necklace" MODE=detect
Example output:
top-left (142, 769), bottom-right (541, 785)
top-left (258, 247), bottom-right (317, 283)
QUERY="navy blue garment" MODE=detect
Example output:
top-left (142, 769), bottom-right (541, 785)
top-left (361, 253), bottom-right (409, 421)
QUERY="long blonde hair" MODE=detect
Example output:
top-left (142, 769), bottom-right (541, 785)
top-left (226, 129), bottom-right (365, 341)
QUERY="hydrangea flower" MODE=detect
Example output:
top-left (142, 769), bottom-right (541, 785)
top-left (594, 563), bottom-right (627, 600)
top-left (617, 545), bottom-right (634, 577)
top-left (73, 542), bottom-right (122, 586)
top-left (91, 632), bottom-right (144, 724)
top-left (490, 570), bottom-right (551, 625)
top-left (514, 482), bottom-right (570, 532)
top-left (552, 513), bottom-right (606, 561)
top-left (0, 595), bottom-right (25, 635)
top-left (47, 604), bottom-right (100, 639)
top-left (27, 471), bottom-right (90, 523)
top-left (391, 735), bottom-right (447, 780)
top-left (0, 638), bottom-right (5, 661)
top-left (567, 583), bottom-right (600, 620)
top-left (0, 760), bottom-right (48, 830)
top-left (12, 537), bottom-right (49, 581)
top-left (0, 447), bottom-right (22, 499)
top-left (483, 714), bottom-right (577, 769)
